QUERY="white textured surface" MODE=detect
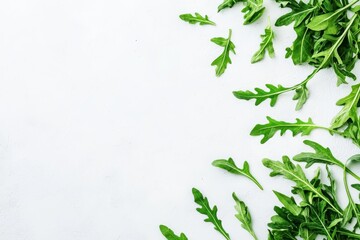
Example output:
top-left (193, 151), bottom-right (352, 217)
top-left (0, 0), bottom-right (359, 239)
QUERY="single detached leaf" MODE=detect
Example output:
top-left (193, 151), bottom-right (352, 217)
top-left (233, 193), bottom-right (258, 240)
top-left (179, 13), bottom-right (216, 26)
top-left (212, 158), bottom-right (263, 190)
top-left (263, 156), bottom-right (342, 215)
top-left (250, 117), bottom-right (318, 143)
top-left (192, 188), bottom-right (230, 240)
top-left (218, 0), bottom-right (241, 12)
top-left (211, 29), bottom-right (236, 77)
top-left (233, 84), bottom-right (289, 107)
top-left (331, 83), bottom-right (360, 129)
top-left (273, 191), bottom-right (302, 216)
top-left (159, 225), bottom-right (188, 240)
top-left (251, 24), bottom-right (275, 63)
top-left (293, 140), bottom-right (343, 168)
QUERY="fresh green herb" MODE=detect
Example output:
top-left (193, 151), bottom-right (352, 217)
top-left (251, 24), bottom-right (275, 63)
top-left (217, 0), bottom-right (265, 25)
top-left (192, 188), bottom-right (230, 240)
top-left (211, 29), bottom-right (236, 77)
top-left (233, 193), bottom-right (258, 240)
top-left (212, 158), bottom-right (263, 189)
top-left (250, 115), bottom-right (360, 147)
top-left (250, 117), bottom-right (319, 143)
top-left (179, 13), bottom-right (216, 26)
top-left (159, 225), bottom-right (188, 240)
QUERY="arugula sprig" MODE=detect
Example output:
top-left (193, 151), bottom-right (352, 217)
top-left (217, 0), bottom-right (265, 24)
top-left (192, 188), bottom-right (231, 240)
top-left (159, 225), bottom-right (188, 240)
top-left (235, 0), bottom-right (360, 109)
top-left (211, 29), bottom-right (236, 77)
top-left (251, 23), bottom-right (275, 63)
top-left (179, 13), bottom-right (216, 26)
top-left (233, 193), bottom-right (258, 240)
top-left (212, 158), bottom-right (263, 189)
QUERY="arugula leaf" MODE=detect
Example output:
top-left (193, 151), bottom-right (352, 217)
top-left (218, 0), bottom-right (241, 12)
top-left (263, 156), bottom-right (343, 215)
top-left (241, 0), bottom-right (265, 25)
top-left (250, 117), bottom-right (319, 143)
top-left (251, 24), bottom-right (275, 63)
top-left (233, 84), bottom-right (289, 107)
top-left (192, 188), bottom-right (231, 240)
top-left (212, 158), bottom-right (263, 190)
top-left (292, 85), bottom-right (309, 110)
top-left (331, 83), bottom-right (360, 129)
top-left (275, 2), bottom-right (317, 27)
top-left (273, 191), bottom-right (302, 216)
top-left (159, 225), bottom-right (188, 240)
top-left (293, 140), bottom-right (360, 181)
top-left (211, 29), bottom-right (236, 77)
top-left (179, 13), bottom-right (216, 26)
top-left (233, 193), bottom-right (258, 240)
top-left (290, 23), bottom-right (313, 65)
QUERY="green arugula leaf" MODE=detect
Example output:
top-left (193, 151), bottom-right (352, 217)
top-left (331, 83), bottom-right (360, 129)
top-left (291, 23), bottom-right (313, 65)
top-left (275, 2), bottom-right (317, 27)
top-left (192, 188), bottom-right (231, 240)
top-left (217, 0), bottom-right (241, 12)
top-left (293, 140), bottom-right (360, 181)
top-left (273, 191), bottom-right (302, 216)
top-left (211, 29), bottom-right (236, 77)
top-left (179, 13), bottom-right (216, 26)
top-left (159, 225), bottom-right (188, 240)
top-left (212, 158), bottom-right (263, 190)
top-left (263, 156), bottom-right (343, 215)
top-left (233, 84), bottom-right (289, 107)
top-left (250, 117), bottom-right (319, 143)
top-left (241, 0), bottom-right (265, 25)
top-left (251, 24), bottom-right (275, 63)
top-left (292, 85), bottom-right (309, 110)
top-left (233, 193), bottom-right (258, 240)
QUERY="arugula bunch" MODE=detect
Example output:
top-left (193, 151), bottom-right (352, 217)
top-left (160, 141), bottom-right (360, 239)
top-left (234, 0), bottom-right (360, 109)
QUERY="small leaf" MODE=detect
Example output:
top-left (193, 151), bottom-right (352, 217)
top-left (179, 13), bottom-right (216, 26)
top-left (233, 84), bottom-right (289, 107)
top-left (218, 0), bottom-right (241, 12)
top-left (331, 83), bottom-right (360, 129)
top-left (212, 158), bottom-right (263, 190)
top-left (233, 193), bottom-right (258, 240)
top-left (251, 24), bottom-right (275, 63)
top-left (292, 85), bottom-right (309, 110)
top-left (192, 188), bottom-right (231, 240)
top-left (211, 29), bottom-right (236, 77)
top-left (250, 117), bottom-right (318, 144)
top-left (273, 191), bottom-right (302, 216)
top-left (159, 225), bottom-right (188, 240)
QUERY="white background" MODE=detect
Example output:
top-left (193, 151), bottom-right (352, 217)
top-left (0, 0), bottom-right (359, 239)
